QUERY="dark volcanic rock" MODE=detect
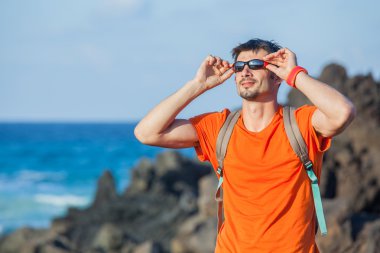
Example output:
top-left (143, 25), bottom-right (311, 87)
top-left (126, 152), bottom-right (210, 197)
top-left (92, 170), bottom-right (118, 207)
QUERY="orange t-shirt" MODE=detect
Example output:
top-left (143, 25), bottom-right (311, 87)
top-left (189, 105), bottom-right (331, 253)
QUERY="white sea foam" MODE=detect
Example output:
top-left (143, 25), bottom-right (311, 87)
top-left (0, 170), bottom-right (67, 191)
top-left (17, 170), bottom-right (66, 182)
top-left (34, 194), bottom-right (89, 207)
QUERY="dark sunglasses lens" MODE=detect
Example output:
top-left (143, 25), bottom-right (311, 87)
top-left (234, 62), bottom-right (245, 72)
top-left (248, 60), bottom-right (264, 69)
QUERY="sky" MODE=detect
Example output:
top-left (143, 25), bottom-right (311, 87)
top-left (1, 0), bottom-right (379, 122)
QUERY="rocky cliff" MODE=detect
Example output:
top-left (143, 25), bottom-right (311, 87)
top-left (0, 64), bottom-right (379, 253)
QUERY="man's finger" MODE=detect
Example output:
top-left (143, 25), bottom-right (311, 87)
top-left (222, 60), bottom-right (230, 67)
top-left (215, 57), bottom-right (222, 66)
top-left (264, 51), bottom-right (279, 59)
top-left (266, 49), bottom-right (284, 57)
top-left (207, 55), bottom-right (217, 66)
top-left (265, 59), bottom-right (284, 67)
top-left (220, 68), bottom-right (234, 81)
top-left (220, 65), bottom-right (232, 74)
top-left (265, 64), bottom-right (280, 75)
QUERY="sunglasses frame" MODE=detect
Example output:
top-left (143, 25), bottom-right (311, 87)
top-left (233, 59), bottom-right (269, 72)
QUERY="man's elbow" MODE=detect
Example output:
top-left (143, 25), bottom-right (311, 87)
top-left (338, 101), bottom-right (356, 129)
top-left (134, 125), bottom-right (155, 145)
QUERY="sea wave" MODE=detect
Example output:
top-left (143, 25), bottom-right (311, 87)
top-left (34, 194), bottom-right (89, 207)
top-left (17, 170), bottom-right (66, 182)
top-left (0, 170), bottom-right (67, 191)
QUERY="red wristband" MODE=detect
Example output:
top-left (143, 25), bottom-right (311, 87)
top-left (286, 66), bottom-right (308, 88)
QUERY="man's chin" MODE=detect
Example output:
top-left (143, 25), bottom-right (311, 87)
top-left (238, 91), bottom-right (258, 101)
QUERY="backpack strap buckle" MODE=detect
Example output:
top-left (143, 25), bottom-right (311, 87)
top-left (304, 160), bottom-right (313, 171)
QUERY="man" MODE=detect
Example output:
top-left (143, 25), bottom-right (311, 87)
top-left (134, 39), bottom-right (355, 252)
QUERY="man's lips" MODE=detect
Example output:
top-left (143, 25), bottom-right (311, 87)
top-left (240, 81), bottom-right (256, 88)
top-left (239, 78), bottom-right (257, 88)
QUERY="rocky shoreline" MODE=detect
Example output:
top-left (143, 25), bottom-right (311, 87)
top-left (1, 64), bottom-right (379, 253)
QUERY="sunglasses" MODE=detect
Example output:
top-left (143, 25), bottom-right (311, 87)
top-left (233, 59), bottom-right (269, 72)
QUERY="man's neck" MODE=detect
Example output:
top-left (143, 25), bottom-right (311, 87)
top-left (241, 100), bottom-right (279, 132)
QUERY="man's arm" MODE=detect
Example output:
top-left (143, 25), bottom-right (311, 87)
top-left (134, 55), bottom-right (234, 148)
top-left (264, 48), bottom-right (356, 138)
top-left (294, 72), bottom-right (355, 137)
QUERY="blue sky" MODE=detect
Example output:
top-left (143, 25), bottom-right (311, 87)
top-left (1, 0), bottom-right (379, 122)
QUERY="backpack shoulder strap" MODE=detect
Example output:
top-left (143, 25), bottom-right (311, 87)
top-left (283, 106), bottom-right (310, 164)
top-left (283, 106), bottom-right (328, 236)
top-left (216, 110), bottom-right (241, 170)
top-left (214, 109), bottom-right (240, 232)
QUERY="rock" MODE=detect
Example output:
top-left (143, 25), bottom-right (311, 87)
top-left (92, 223), bottom-right (124, 251)
top-left (0, 228), bottom-right (45, 253)
top-left (156, 152), bottom-right (184, 175)
top-left (319, 64), bottom-right (348, 90)
top-left (126, 151), bottom-right (211, 198)
top-left (350, 219), bottom-right (380, 253)
top-left (171, 215), bottom-right (217, 253)
top-left (38, 242), bottom-right (73, 253)
top-left (197, 174), bottom-right (218, 217)
top-left (92, 170), bottom-right (118, 207)
top-left (132, 241), bottom-right (162, 253)
top-left (0, 227), bottom-right (75, 253)
top-left (170, 174), bottom-right (219, 253)
top-left (316, 198), bottom-right (353, 252)
top-left (126, 158), bottom-right (155, 195)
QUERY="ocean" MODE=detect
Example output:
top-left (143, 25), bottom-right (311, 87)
top-left (0, 123), bottom-right (195, 235)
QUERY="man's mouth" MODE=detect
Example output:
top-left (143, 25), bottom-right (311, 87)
top-left (239, 78), bottom-right (257, 88)
top-left (241, 81), bottom-right (256, 88)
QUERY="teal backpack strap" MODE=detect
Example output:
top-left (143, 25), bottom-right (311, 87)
top-left (215, 110), bottom-right (241, 233)
top-left (283, 106), bottom-right (328, 236)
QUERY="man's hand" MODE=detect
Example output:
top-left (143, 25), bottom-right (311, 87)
top-left (263, 48), bottom-right (355, 138)
top-left (193, 55), bottom-right (234, 90)
top-left (263, 48), bottom-right (298, 81)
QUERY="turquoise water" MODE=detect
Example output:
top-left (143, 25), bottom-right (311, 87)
top-left (0, 123), bottom-right (195, 235)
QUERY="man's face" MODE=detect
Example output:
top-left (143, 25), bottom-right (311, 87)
top-left (234, 49), bottom-right (279, 101)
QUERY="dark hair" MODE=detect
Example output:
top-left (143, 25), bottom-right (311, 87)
top-left (231, 39), bottom-right (282, 61)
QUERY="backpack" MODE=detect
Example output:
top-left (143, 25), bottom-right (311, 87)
top-left (214, 106), bottom-right (327, 236)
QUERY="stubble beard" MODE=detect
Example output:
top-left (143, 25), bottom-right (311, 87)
top-left (237, 78), bottom-right (260, 101)
top-left (239, 88), bottom-right (259, 100)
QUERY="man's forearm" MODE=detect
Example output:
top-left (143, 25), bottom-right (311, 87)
top-left (294, 72), bottom-right (355, 132)
top-left (135, 54), bottom-right (233, 146)
top-left (134, 80), bottom-right (205, 141)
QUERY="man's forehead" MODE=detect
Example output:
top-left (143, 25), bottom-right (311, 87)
top-left (236, 49), bottom-right (269, 61)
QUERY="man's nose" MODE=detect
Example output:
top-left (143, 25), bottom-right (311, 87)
top-left (241, 64), bottom-right (252, 76)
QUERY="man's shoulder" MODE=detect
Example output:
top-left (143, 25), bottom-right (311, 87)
top-left (294, 104), bottom-right (316, 112)
top-left (189, 108), bottom-right (231, 124)
top-left (293, 104), bottom-right (317, 121)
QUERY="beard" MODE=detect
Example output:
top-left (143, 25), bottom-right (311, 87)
top-left (239, 89), bottom-right (258, 100)
top-left (237, 77), bottom-right (259, 100)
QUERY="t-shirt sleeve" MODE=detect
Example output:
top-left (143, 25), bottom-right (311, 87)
top-left (189, 109), bottom-right (230, 169)
top-left (295, 105), bottom-right (332, 153)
